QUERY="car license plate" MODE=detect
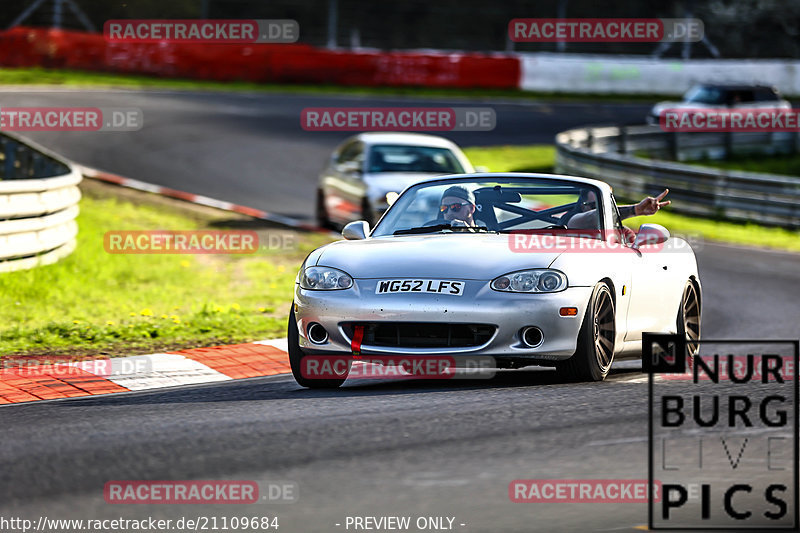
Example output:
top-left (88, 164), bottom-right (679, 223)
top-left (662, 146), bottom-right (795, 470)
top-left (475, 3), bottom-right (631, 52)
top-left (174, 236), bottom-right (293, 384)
top-left (376, 279), bottom-right (464, 295)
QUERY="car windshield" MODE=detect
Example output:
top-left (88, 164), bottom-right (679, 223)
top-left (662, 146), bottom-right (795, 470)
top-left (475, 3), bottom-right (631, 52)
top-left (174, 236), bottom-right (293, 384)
top-left (367, 144), bottom-right (465, 174)
top-left (684, 86), bottom-right (725, 104)
top-left (371, 177), bottom-right (603, 237)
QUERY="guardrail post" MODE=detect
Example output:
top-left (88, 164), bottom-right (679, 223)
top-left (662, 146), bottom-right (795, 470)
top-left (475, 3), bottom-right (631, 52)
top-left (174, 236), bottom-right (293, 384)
top-left (586, 129), bottom-right (593, 151)
top-left (724, 131), bottom-right (733, 159)
top-left (619, 126), bottom-right (627, 155)
top-left (714, 173), bottom-right (727, 217)
top-left (667, 132), bottom-right (678, 160)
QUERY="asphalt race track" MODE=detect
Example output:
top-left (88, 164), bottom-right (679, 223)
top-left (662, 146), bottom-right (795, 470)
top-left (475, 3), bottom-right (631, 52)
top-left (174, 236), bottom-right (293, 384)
top-left (8, 89), bottom-right (648, 221)
top-left (1, 89), bottom-right (799, 532)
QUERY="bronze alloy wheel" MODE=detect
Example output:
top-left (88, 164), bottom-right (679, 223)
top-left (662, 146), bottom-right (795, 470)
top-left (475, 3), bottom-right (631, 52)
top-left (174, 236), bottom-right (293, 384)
top-left (558, 282), bottom-right (616, 382)
top-left (592, 286), bottom-right (616, 374)
top-left (679, 280), bottom-right (702, 358)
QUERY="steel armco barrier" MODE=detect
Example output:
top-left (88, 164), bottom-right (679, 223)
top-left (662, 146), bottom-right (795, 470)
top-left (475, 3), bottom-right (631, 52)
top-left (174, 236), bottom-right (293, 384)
top-left (555, 125), bottom-right (800, 228)
top-left (0, 132), bottom-right (80, 272)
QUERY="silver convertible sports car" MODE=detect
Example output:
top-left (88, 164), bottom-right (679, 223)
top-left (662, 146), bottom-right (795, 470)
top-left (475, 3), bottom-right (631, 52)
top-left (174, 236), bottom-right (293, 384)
top-left (289, 173), bottom-right (702, 388)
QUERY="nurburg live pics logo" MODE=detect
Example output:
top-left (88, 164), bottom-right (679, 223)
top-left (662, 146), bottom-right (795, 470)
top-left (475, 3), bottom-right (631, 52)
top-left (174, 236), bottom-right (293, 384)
top-left (644, 334), bottom-right (798, 530)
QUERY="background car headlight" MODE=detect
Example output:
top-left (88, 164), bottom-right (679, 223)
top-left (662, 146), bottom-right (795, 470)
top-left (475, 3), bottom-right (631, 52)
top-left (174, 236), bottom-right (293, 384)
top-left (300, 266), bottom-right (353, 290)
top-left (491, 269), bottom-right (567, 293)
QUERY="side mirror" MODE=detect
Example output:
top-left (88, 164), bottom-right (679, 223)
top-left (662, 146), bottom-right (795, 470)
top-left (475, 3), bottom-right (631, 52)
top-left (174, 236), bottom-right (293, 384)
top-left (633, 223), bottom-right (670, 250)
top-left (473, 165), bottom-right (489, 173)
top-left (342, 220), bottom-right (369, 240)
top-left (339, 161), bottom-right (362, 174)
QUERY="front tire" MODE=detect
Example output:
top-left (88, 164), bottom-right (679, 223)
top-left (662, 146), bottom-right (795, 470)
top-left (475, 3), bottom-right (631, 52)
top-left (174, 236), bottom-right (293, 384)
top-left (677, 280), bottom-right (701, 366)
top-left (558, 282), bottom-right (616, 381)
top-left (287, 306), bottom-right (348, 388)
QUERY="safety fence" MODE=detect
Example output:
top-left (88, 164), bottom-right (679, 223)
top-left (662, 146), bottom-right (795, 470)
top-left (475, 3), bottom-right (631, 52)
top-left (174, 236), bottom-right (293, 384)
top-left (555, 125), bottom-right (800, 228)
top-left (4, 27), bottom-right (800, 96)
top-left (0, 132), bottom-right (80, 272)
top-left (518, 53), bottom-right (800, 97)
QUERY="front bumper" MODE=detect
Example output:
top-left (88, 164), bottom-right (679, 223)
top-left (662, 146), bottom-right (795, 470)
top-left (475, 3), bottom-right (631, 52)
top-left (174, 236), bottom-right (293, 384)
top-left (293, 279), bottom-right (593, 360)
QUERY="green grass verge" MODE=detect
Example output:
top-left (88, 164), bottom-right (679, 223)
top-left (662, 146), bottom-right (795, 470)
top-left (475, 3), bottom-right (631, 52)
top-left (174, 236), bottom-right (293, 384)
top-left (0, 67), bottom-right (667, 102)
top-left (620, 210), bottom-right (800, 252)
top-left (463, 144), bottom-right (800, 252)
top-left (685, 152), bottom-right (800, 177)
top-left (0, 188), bottom-right (333, 358)
top-left (462, 145), bottom-right (557, 173)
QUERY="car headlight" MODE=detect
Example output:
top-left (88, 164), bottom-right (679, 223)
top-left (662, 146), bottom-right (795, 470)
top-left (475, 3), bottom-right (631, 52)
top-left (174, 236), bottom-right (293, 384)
top-left (300, 266), bottom-right (354, 290)
top-left (491, 269), bottom-right (567, 293)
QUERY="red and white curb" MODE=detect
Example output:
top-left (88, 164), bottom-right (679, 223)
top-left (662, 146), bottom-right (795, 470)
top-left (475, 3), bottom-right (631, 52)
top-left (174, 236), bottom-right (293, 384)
top-left (0, 339), bottom-right (291, 405)
top-left (79, 165), bottom-right (330, 233)
top-left (71, 353), bottom-right (231, 391)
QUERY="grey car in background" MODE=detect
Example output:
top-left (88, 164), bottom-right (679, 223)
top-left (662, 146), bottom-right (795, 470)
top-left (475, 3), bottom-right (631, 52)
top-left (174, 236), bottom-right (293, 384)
top-left (647, 83), bottom-right (791, 125)
top-left (315, 132), bottom-right (476, 228)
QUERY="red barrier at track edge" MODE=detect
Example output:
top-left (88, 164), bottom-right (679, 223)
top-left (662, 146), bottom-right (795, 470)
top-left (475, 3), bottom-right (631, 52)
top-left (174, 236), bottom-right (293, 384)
top-left (0, 27), bottom-right (520, 89)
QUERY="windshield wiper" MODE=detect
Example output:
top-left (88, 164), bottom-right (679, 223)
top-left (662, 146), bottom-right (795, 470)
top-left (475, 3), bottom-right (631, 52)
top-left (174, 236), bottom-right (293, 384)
top-left (393, 223), bottom-right (490, 235)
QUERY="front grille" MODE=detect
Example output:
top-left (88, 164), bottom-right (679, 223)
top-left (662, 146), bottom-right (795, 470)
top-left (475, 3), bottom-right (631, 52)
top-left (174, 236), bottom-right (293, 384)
top-left (342, 322), bottom-right (495, 349)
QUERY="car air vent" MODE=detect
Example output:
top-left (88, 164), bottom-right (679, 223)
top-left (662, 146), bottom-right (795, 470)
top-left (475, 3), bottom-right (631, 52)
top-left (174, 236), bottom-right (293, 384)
top-left (342, 322), bottom-right (495, 348)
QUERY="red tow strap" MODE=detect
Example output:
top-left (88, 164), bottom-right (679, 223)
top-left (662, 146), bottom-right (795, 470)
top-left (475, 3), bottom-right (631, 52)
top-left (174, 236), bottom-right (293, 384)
top-left (351, 325), bottom-right (365, 356)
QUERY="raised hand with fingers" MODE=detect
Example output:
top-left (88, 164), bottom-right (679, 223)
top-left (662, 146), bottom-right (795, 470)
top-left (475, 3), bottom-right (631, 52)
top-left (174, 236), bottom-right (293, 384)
top-left (635, 189), bottom-right (671, 216)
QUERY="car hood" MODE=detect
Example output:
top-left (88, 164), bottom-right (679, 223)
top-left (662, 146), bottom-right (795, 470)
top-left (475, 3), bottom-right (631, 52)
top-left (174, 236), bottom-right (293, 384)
top-left (314, 233), bottom-right (563, 280)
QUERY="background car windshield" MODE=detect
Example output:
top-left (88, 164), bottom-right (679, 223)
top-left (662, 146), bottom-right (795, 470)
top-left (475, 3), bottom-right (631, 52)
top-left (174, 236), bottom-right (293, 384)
top-left (372, 178), bottom-right (601, 236)
top-left (684, 86), bottom-right (724, 104)
top-left (367, 144), bottom-right (465, 173)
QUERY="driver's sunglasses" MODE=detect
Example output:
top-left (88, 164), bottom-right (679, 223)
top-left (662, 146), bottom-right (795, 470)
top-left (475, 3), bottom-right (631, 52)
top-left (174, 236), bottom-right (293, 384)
top-left (440, 202), bottom-right (470, 213)
top-left (581, 201), bottom-right (597, 210)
